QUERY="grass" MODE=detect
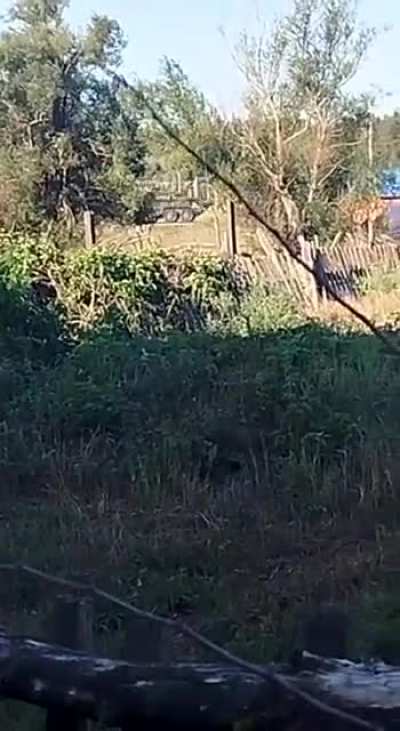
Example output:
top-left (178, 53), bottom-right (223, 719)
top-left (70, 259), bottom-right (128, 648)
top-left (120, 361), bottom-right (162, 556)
top-left (316, 266), bottom-right (400, 332)
top-left (1, 239), bottom-right (400, 727)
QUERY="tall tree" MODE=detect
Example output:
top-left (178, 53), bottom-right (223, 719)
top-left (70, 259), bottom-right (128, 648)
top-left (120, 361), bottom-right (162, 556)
top-left (0, 0), bottom-right (145, 229)
top-left (233, 0), bottom-right (375, 241)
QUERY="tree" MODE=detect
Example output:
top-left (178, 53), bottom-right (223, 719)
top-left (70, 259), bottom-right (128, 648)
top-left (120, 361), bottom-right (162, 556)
top-left (138, 57), bottom-right (233, 181)
top-left (233, 0), bottom-right (376, 241)
top-left (375, 112), bottom-right (400, 171)
top-left (0, 0), bottom-right (146, 229)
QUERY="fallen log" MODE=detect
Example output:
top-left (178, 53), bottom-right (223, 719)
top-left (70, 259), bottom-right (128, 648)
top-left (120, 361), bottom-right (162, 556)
top-left (0, 632), bottom-right (275, 729)
top-left (294, 652), bottom-right (400, 729)
top-left (0, 631), bottom-right (399, 729)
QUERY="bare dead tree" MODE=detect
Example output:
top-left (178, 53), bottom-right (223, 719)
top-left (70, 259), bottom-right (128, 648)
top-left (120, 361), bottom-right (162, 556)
top-left (231, 0), bottom-right (374, 237)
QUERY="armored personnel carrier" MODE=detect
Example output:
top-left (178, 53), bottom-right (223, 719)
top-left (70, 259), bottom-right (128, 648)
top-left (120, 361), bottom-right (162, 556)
top-left (140, 173), bottom-right (212, 224)
top-left (149, 195), bottom-right (208, 223)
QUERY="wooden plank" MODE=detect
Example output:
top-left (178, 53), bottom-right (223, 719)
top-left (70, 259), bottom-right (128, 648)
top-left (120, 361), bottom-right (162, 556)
top-left (298, 236), bottom-right (319, 308)
top-left (192, 176), bottom-right (200, 200)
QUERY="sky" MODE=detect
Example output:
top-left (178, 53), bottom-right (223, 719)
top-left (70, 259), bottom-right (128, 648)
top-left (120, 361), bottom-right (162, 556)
top-left (0, 0), bottom-right (399, 115)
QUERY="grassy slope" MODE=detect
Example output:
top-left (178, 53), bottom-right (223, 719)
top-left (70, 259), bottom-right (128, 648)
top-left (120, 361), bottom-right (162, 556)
top-left (1, 263), bottom-right (400, 727)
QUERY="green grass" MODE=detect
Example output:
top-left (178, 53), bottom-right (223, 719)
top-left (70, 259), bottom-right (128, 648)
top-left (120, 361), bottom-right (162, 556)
top-left (1, 237), bottom-right (400, 727)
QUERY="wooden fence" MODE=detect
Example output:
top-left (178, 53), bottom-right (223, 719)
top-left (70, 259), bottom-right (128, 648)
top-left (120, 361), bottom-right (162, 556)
top-left (238, 228), bottom-right (400, 307)
top-left (87, 204), bottom-right (400, 309)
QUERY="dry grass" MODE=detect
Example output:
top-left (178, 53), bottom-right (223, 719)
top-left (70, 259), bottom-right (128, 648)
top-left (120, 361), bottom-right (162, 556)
top-left (97, 209), bottom-right (260, 257)
top-left (313, 270), bottom-right (400, 331)
top-left (315, 293), bottom-right (400, 331)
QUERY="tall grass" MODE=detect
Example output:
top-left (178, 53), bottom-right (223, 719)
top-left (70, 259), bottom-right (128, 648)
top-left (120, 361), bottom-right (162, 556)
top-left (1, 231), bottom-right (400, 729)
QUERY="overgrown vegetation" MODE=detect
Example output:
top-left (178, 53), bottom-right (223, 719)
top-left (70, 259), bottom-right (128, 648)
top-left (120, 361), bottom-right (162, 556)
top-left (0, 231), bottom-right (244, 339)
top-left (0, 0), bottom-right (400, 727)
top-left (1, 232), bottom-right (400, 682)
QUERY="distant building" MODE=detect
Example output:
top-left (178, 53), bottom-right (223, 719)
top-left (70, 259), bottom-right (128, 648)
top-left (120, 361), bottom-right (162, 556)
top-left (381, 168), bottom-right (400, 237)
top-left (381, 168), bottom-right (400, 198)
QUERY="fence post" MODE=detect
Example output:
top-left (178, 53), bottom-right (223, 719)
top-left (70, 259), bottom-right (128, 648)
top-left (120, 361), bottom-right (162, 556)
top-left (119, 614), bottom-right (164, 731)
top-left (46, 594), bottom-right (94, 731)
top-left (226, 200), bottom-right (238, 257)
top-left (84, 210), bottom-right (96, 248)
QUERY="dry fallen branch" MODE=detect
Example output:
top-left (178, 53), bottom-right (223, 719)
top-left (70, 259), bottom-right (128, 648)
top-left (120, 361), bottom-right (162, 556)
top-left (0, 563), bottom-right (380, 730)
top-left (117, 75), bottom-right (400, 357)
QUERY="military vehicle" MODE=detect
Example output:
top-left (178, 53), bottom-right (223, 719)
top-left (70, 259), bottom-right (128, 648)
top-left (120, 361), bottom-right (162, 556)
top-left (140, 173), bottom-right (212, 224)
top-left (149, 196), bottom-right (208, 223)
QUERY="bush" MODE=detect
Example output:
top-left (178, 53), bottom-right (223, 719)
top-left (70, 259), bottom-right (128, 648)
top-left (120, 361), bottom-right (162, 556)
top-left (0, 232), bottom-right (245, 336)
top-left (0, 283), bottom-right (68, 364)
top-left (0, 230), bottom-right (60, 286)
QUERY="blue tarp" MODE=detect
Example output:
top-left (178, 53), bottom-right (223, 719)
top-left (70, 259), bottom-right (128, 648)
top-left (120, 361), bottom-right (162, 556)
top-left (381, 168), bottom-right (400, 197)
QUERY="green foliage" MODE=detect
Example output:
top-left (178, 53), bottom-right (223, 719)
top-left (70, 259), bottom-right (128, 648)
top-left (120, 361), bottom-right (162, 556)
top-left (0, 233), bottom-right (68, 362)
top-left (0, 230), bottom-right (59, 285)
top-left (228, 284), bottom-right (303, 334)
top-left (0, 232), bottom-right (243, 335)
top-left (59, 248), bottom-right (243, 334)
top-left (138, 57), bottom-right (232, 180)
top-left (179, 255), bottom-right (242, 303)
top-left (61, 247), bottom-right (175, 333)
top-left (282, 0), bottom-right (375, 102)
top-left (1, 269), bottom-right (400, 670)
top-left (0, 8), bottom-right (400, 712)
top-left (0, 147), bottom-right (43, 229)
top-left (357, 591), bottom-right (400, 663)
top-left (0, 281), bottom-right (67, 363)
top-left (0, 0), bottom-right (145, 229)
top-left (2, 229), bottom-right (400, 722)
top-left (0, 0), bottom-right (385, 240)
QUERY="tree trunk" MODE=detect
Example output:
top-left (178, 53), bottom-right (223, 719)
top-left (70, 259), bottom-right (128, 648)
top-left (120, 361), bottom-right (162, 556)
top-left (0, 633), bottom-right (273, 729)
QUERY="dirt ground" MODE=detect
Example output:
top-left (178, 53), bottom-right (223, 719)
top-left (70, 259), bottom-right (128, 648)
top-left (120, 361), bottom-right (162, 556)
top-left (97, 208), bottom-right (261, 256)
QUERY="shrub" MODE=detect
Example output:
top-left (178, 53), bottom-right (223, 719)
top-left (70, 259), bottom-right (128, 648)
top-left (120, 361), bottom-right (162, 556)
top-left (0, 232), bottom-right (245, 336)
